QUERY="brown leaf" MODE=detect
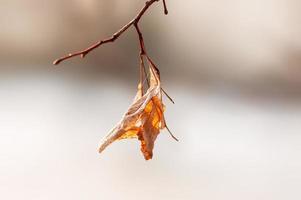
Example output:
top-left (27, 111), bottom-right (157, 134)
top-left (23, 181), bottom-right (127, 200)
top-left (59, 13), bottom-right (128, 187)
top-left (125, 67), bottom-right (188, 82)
top-left (98, 63), bottom-right (176, 160)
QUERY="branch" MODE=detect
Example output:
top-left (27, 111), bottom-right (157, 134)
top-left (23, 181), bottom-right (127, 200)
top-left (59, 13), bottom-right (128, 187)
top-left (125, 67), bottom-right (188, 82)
top-left (163, 0), bottom-right (168, 15)
top-left (53, 0), bottom-right (164, 65)
top-left (53, 0), bottom-right (174, 103)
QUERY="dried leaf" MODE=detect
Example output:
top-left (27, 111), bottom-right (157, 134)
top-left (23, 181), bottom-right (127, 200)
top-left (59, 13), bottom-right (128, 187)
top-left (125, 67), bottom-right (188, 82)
top-left (98, 64), bottom-right (175, 160)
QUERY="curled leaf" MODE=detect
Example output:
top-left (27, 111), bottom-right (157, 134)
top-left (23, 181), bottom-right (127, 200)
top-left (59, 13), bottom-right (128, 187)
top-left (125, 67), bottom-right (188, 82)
top-left (98, 63), bottom-right (177, 160)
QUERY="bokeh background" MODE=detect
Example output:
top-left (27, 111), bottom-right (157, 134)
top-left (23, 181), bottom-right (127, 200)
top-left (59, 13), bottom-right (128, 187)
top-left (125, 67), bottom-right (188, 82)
top-left (1, 0), bottom-right (301, 199)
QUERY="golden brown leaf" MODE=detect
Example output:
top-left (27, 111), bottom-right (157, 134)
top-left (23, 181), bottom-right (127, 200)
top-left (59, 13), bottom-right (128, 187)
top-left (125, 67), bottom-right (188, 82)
top-left (98, 63), bottom-right (176, 160)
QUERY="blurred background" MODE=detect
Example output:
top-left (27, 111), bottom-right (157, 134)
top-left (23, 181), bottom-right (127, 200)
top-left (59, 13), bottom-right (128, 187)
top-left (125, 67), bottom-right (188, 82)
top-left (1, 0), bottom-right (301, 199)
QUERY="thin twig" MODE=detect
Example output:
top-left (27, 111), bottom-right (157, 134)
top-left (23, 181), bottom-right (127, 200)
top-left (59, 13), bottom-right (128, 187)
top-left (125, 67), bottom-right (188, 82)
top-left (133, 18), bottom-right (174, 104)
top-left (53, 0), bottom-right (162, 65)
top-left (53, 0), bottom-right (174, 103)
top-left (163, 0), bottom-right (168, 15)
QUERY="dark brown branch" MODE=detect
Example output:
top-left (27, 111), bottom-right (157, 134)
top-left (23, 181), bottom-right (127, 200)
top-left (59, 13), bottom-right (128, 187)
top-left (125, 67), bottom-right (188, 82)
top-left (53, 0), bottom-right (162, 65)
top-left (134, 24), bottom-right (146, 55)
top-left (53, 0), bottom-right (174, 103)
top-left (163, 0), bottom-right (168, 15)
top-left (134, 23), bottom-right (175, 104)
top-left (53, 23), bottom-right (132, 65)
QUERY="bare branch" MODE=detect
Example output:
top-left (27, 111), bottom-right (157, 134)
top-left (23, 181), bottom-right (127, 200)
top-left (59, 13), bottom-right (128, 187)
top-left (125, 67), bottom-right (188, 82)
top-left (53, 23), bottom-right (132, 65)
top-left (163, 0), bottom-right (168, 15)
top-left (53, 0), bottom-right (161, 65)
